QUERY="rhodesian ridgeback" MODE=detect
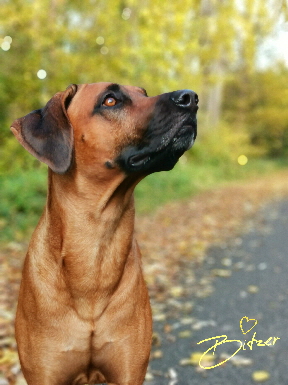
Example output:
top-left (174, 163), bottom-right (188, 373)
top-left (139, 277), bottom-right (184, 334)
top-left (11, 82), bottom-right (198, 385)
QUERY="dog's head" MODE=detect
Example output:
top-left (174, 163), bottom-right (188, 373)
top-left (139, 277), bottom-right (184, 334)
top-left (11, 82), bottom-right (198, 177)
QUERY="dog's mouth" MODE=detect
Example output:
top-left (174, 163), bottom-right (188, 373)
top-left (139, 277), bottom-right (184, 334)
top-left (129, 125), bottom-right (195, 166)
top-left (117, 118), bottom-right (197, 174)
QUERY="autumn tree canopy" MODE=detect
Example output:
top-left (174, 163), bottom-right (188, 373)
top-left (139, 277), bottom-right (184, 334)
top-left (1, 0), bottom-right (288, 170)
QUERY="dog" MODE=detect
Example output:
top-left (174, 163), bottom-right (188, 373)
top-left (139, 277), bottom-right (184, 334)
top-left (11, 82), bottom-right (198, 385)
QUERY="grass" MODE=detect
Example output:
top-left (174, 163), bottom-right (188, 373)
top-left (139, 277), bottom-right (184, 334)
top-left (0, 152), bottom-right (287, 244)
top-left (134, 154), bottom-right (287, 213)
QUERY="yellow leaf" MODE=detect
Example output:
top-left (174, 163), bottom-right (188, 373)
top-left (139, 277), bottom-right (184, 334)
top-left (252, 370), bottom-right (270, 382)
top-left (169, 286), bottom-right (184, 297)
top-left (190, 352), bottom-right (216, 366)
top-left (152, 350), bottom-right (163, 359)
top-left (247, 285), bottom-right (259, 294)
top-left (190, 352), bottom-right (203, 365)
top-left (178, 330), bottom-right (192, 338)
top-left (0, 349), bottom-right (18, 365)
top-left (212, 269), bottom-right (232, 277)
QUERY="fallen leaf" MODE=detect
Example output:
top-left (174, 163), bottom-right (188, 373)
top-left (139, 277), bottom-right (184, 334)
top-left (221, 257), bottom-right (232, 267)
top-left (190, 352), bottom-right (216, 366)
top-left (252, 370), bottom-right (270, 382)
top-left (178, 330), bottom-right (192, 338)
top-left (145, 371), bottom-right (154, 381)
top-left (152, 332), bottom-right (161, 347)
top-left (163, 324), bottom-right (172, 333)
top-left (212, 269), bottom-right (232, 278)
top-left (247, 285), bottom-right (259, 294)
top-left (220, 353), bottom-right (253, 367)
top-left (180, 317), bottom-right (194, 325)
top-left (153, 313), bottom-right (166, 322)
top-left (151, 350), bottom-right (163, 359)
top-left (168, 368), bottom-right (177, 379)
top-left (169, 286), bottom-right (184, 298)
top-left (179, 358), bottom-right (192, 366)
top-left (0, 349), bottom-right (18, 365)
top-left (192, 320), bottom-right (217, 330)
top-left (189, 352), bottom-right (203, 365)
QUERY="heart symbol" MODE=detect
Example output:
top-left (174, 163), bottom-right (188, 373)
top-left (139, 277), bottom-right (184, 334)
top-left (240, 317), bottom-right (258, 334)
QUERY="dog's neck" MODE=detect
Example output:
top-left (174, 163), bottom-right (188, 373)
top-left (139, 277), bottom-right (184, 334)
top-left (48, 168), bottom-right (137, 215)
top-left (35, 169), bottom-right (141, 303)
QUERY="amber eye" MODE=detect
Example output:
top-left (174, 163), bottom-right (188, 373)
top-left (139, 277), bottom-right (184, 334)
top-left (103, 96), bottom-right (117, 107)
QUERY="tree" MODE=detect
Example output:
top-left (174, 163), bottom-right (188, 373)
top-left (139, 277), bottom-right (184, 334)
top-left (0, 0), bottom-right (287, 172)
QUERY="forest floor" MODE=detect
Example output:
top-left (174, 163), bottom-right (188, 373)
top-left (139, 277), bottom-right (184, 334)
top-left (1, 170), bottom-right (288, 384)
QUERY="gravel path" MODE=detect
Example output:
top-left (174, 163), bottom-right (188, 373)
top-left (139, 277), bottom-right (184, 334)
top-left (145, 198), bottom-right (288, 385)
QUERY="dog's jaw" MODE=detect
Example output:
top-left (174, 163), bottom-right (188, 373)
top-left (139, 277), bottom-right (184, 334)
top-left (116, 114), bottom-right (197, 174)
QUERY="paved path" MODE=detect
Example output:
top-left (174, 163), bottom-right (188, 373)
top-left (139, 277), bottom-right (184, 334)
top-left (145, 199), bottom-right (288, 385)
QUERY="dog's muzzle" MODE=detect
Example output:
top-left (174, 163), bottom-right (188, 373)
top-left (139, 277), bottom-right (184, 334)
top-left (117, 89), bottom-right (198, 174)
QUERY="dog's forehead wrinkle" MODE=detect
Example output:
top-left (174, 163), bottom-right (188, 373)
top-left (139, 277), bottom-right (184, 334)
top-left (120, 84), bottom-right (148, 98)
top-left (129, 86), bottom-right (148, 97)
top-left (105, 83), bottom-right (133, 100)
top-left (139, 87), bottom-right (148, 96)
top-left (106, 83), bottom-right (121, 92)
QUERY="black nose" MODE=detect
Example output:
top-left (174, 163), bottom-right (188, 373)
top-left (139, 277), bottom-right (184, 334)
top-left (170, 90), bottom-right (199, 109)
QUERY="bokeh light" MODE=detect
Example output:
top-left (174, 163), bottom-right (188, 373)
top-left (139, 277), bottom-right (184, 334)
top-left (1, 41), bottom-right (10, 51)
top-left (37, 69), bottom-right (47, 79)
top-left (100, 46), bottom-right (109, 55)
top-left (237, 155), bottom-right (248, 165)
top-left (4, 36), bottom-right (12, 44)
top-left (96, 36), bottom-right (104, 45)
top-left (122, 8), bottom-right (131, 20)
top-left (1, 36), bottom-right (12, 51)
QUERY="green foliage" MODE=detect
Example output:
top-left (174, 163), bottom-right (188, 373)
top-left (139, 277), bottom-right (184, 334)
top-left (0, 168), bottom-right (47, 242)
top-left (224, 65), bottom-right (288, 157)
top-left (248, 68), bottom-right (288, 157)
top-left (134, 151), bottom-right (285, 213)
top-left (194, 123), bottom-right (255, 164)
top-left (0, 0), bottom-right (286, 155)
top-left (1, 0), bottom-right (288, 242)
top-left (1, 144), bottom-right (285, 244)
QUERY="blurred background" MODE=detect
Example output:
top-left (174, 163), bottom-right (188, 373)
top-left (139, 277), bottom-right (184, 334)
top-left (1, 2), bottom-right (288, 384)
top-left (1, 0), bottom-right (288, 243)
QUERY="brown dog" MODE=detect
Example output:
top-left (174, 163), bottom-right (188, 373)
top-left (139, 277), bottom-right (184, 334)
top-left (11, 82), bottom-right (198, 385)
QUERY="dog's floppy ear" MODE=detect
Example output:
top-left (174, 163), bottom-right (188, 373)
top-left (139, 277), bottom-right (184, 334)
top-left (10, 84), bottom-right (78, 174)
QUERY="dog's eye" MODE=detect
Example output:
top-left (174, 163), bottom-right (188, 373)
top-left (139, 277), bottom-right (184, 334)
top-left (103, 96), bottom-right (117, 107)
